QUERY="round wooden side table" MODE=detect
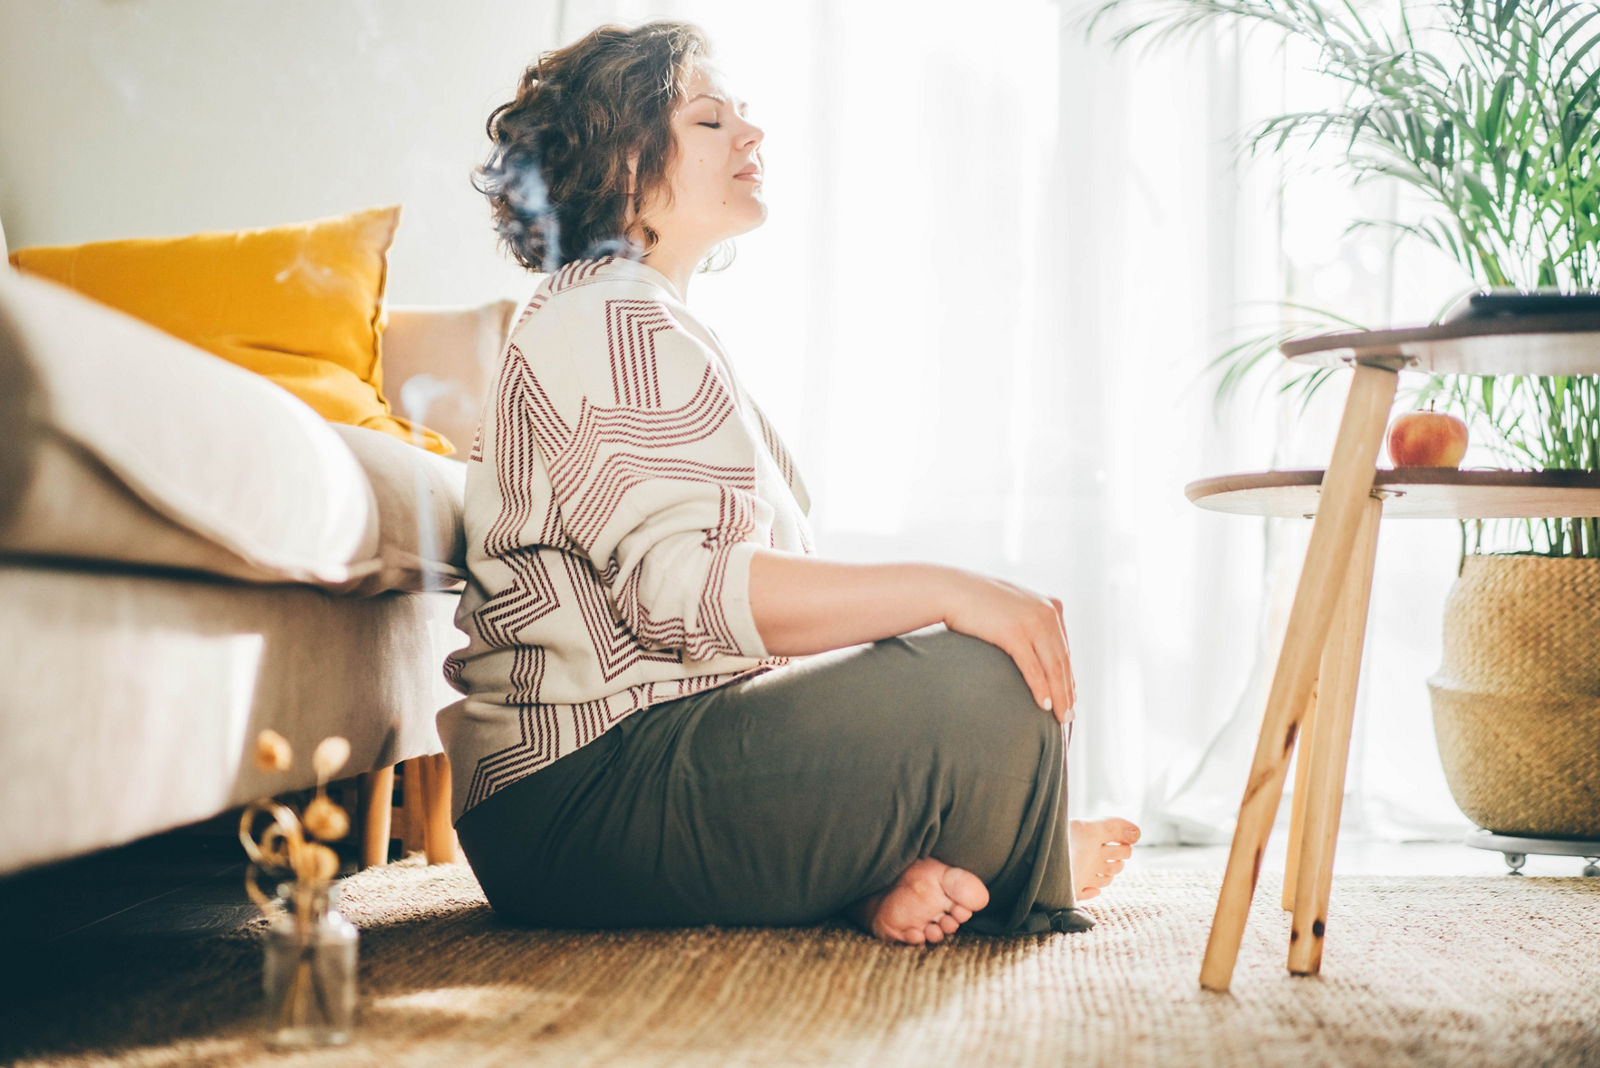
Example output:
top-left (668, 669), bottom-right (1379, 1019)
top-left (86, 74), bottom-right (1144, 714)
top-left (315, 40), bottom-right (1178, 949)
top-left (1188, 310), bottom-right (1600, 991)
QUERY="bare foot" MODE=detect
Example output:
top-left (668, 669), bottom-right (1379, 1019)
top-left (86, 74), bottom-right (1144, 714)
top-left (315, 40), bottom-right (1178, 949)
top-left (1069, 817), bottom-right (1141, 902)
top-left (847, 857), bottom-right (990, 946)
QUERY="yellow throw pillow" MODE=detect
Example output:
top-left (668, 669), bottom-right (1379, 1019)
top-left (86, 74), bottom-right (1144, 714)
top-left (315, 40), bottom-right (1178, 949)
top-left (8, 205), bottom-right (454, 456)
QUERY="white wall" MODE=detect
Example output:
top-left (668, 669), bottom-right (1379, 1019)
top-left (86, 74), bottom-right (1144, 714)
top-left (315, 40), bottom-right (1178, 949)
top-left (0, 0), bottom-right (561, 304)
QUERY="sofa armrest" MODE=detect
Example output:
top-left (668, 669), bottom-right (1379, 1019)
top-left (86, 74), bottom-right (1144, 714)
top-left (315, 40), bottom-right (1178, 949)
top-left (382, 301), bottom-right (517, 456)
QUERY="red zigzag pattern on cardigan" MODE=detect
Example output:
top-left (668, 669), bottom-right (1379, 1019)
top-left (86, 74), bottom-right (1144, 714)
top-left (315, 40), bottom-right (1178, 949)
top-left (468, 260), bottom-right (607, 466)
top-left (457, 284), bottom-right (772, 809)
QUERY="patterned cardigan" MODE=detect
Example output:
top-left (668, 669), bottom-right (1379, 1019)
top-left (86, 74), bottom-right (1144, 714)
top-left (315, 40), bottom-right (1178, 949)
top-left (439, 255), bottom-right (817, 823)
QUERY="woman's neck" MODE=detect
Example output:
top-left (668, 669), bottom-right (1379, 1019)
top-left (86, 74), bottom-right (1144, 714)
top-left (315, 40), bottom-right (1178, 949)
top-left (640, 238), bottom-right (710, 301)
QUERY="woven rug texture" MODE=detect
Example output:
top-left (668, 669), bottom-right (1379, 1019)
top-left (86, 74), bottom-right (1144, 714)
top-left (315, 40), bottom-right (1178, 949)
top-left (7, 857), bottom-right (1600, 1067)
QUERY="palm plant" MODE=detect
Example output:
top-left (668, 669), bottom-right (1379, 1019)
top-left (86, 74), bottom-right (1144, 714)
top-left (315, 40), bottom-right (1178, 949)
top-left (1082, 0), bottom-right (1600, 556)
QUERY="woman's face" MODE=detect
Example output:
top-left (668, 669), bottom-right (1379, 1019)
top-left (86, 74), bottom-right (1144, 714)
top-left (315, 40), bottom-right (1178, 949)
top-left (639, 64), bottom-right (766, 250)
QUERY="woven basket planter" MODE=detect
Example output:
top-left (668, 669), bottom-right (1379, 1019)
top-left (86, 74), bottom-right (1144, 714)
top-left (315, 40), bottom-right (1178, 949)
top-left (1428, 554), bottom-right (1600, 837)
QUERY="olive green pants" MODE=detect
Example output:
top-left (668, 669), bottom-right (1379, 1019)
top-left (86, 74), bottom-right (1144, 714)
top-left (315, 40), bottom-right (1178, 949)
top-left (454, 624), bottom-right (1092, 936)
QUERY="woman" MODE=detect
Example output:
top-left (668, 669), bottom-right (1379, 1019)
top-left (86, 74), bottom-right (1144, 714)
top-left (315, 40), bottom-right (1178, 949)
top-left (440, 19), bottom-right (1139, 945)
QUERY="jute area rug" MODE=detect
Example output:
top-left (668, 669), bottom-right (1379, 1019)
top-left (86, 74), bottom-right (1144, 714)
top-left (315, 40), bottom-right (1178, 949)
top-left (9, 857), bottom-right (1600, 1067)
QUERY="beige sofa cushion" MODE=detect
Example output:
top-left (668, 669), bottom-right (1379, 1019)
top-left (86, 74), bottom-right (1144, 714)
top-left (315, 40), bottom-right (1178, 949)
top-left (331, 422), bottom-right (468, 595)
top-left (0, 269), bottom-right (468, 592)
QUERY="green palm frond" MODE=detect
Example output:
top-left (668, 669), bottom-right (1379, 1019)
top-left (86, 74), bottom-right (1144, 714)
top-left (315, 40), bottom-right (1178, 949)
top-left (1079, 0), bottom-right (1600, 555)
top-left (1203, 300), bottom-right (1372, 418)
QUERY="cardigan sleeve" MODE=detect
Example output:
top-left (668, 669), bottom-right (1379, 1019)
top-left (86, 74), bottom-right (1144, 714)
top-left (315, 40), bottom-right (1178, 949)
top-left (540, 300), bottom-right (777, 662)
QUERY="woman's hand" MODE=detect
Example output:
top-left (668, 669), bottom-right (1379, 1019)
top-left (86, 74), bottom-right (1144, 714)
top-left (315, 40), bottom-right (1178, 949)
top-left (940, 570), bottom-right (1076, 724)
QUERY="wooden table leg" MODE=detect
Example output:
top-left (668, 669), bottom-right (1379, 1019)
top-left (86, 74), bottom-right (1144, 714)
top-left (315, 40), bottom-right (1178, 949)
top-left (1288, 494), bottom-right (1383, 975)
top-left (1281, 683), bottom-right (1319, 911)
top-left (1199, 361), bottom-right (1398, 992)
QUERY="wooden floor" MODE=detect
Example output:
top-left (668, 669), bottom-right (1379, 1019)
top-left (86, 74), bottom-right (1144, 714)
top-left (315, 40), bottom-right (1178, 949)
top-left (0, 799), bottom-right (387, 948)
top-left (0, 825), bottom-right (260, 950)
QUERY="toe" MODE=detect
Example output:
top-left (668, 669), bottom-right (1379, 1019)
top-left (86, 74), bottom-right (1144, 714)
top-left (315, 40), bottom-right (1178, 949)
top-left (1076, 885), bottom-right (1101, 901)
top-left (938, 914), bottom-right (960, 935)
top-left (939, 866), bottom-right (990, 912)
top-left (923, 922), bottom-right (945, 944)
top-left (1107, 843), bottom-right (1134, 861)
top-left (950, 904), bottom-right (973, 923)
top-left (1109, 818), bottom-right (1141, 844)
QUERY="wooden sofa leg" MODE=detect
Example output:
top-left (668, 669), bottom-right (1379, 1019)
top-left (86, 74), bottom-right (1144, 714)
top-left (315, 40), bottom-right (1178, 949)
top-left (417, 753), bottom-right (458, 864)
top-left (357, 765), bottom-right (396, 869)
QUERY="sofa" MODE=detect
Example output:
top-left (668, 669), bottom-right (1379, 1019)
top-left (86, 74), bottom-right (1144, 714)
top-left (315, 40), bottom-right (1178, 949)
top-left (0, 211), bottom-right (516, 878)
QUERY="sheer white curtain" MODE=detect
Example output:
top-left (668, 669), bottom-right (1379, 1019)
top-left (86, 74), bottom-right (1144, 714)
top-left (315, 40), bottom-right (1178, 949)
top-left (548, 0), bottom-right (1474, 845)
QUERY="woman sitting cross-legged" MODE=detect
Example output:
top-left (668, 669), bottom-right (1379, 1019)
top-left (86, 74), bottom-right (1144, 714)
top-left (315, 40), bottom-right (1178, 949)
top-left (439, 18), bottom-right (1140, 945)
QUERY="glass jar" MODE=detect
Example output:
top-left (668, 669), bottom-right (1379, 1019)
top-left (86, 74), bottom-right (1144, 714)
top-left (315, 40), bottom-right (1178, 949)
top-left (262, 879), bottom-right (359, 1048)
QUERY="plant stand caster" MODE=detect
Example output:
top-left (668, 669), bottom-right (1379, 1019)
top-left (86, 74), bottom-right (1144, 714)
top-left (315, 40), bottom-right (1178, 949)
top-left (1465, 828), bottom-right (1600, 877)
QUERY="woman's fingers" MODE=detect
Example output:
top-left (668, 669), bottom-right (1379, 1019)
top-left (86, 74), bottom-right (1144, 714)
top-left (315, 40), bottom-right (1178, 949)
top-left (1033, 631), bottom-right (1071, 725)
top-left (1047, 598), bottom-right (1074, 722)
top-left (1015, 619), bottom-right (1069, 726)
top-left (1050, 598), bottom-right (1076, 715)
top-left (1009, 636), bottom-right (1060, 723)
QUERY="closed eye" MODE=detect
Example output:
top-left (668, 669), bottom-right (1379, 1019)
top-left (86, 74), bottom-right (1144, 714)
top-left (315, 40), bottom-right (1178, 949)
top-left (698, 122), bottom-right (721, 129)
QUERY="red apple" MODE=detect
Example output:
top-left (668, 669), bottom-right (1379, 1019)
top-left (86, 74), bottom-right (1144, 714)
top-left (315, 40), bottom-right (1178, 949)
top-left (1386, 407), bottom-right (1469, 467)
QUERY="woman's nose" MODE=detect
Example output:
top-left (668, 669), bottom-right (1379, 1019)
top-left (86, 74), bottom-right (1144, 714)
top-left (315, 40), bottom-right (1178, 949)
top-left (739, 117), bottom-right (764, 149)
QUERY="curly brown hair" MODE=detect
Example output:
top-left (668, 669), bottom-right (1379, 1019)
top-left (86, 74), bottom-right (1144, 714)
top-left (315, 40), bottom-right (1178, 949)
top-left (474, 20), bottom-right (710, 272)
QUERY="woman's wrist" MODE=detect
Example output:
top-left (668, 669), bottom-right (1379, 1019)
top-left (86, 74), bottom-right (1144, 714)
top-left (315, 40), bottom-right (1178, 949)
top-left (928, 564), bottom-right (975, 629)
